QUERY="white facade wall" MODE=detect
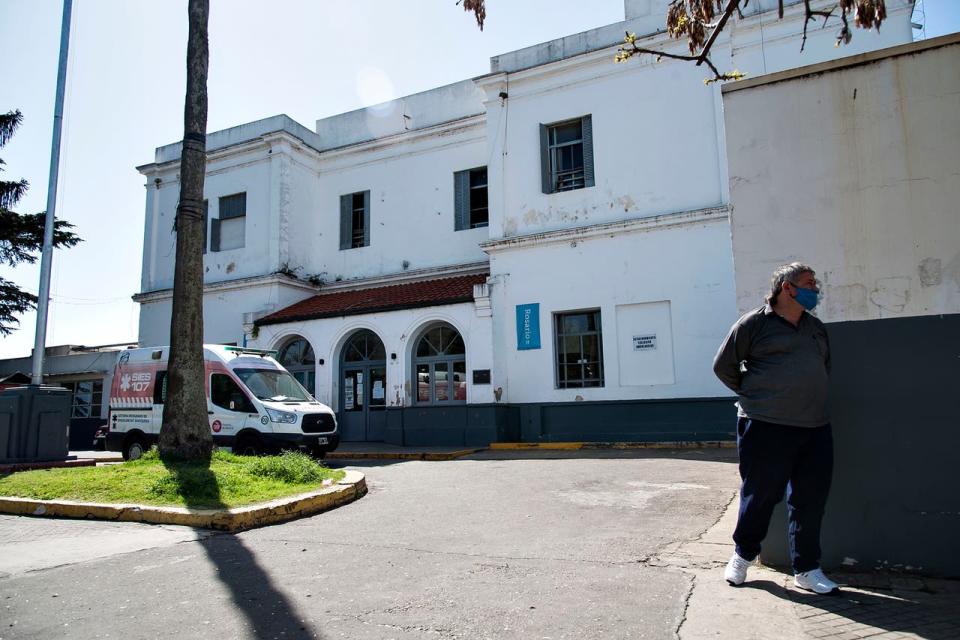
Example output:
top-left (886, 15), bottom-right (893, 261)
top-left (301, 119), bottom-right (490, 282)
top-left (133, 0), bottom-right (915, 410)
top-left (478, 0), bottom-right (913, 242)
top-left (251, 302), bottom-right (493, 411)
top-left (137, 278), bottom-right (318, 348)
top-left (722, 36), bottom-right (960, 320)
top-left (140, 146), bottom-right (276, 292)
top-left (486, 212), bottom-right (736, 404)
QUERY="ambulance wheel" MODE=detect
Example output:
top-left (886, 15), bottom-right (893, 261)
top-left (234, 433), bottom-right (262, 456)
top-left (122, 434), bottom-right (148, 461)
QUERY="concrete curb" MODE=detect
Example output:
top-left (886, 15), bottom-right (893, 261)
top-left (326, 449), bottom-right (484, 461)
top-left (0, 470), bottom-right (367, 532)
top-left (0, 458), bottom-right (97, 474)
top-left (489, 441), bottom-right (736, 451)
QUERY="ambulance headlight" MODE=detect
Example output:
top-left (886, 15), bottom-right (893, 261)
top-left (265, 408), bottom-right (297, 424)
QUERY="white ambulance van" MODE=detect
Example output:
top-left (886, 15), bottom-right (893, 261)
top-left (104, 345), bottom-right (339, 460)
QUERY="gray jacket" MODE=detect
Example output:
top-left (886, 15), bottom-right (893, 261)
top-left (713, 304), bottom-right (831, 428)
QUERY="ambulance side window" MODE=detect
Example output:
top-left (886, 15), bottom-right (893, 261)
top-left (211, 373), bottom-right (255, 413)
top-left (153, 371), bottom-right (168, 405)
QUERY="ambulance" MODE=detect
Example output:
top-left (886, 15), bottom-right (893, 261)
top-left (103, 345), bottom-right (339, 460)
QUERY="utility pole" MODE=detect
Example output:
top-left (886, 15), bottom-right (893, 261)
top-left (31, 0), bottom-right (73, 386)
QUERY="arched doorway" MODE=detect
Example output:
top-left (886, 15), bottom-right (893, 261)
top-left (277, 336), bottom-right (316, 396)
top-left (412, 324), bottom-right (466, 405)
top-left (339, 329), bottom-right (387, 441)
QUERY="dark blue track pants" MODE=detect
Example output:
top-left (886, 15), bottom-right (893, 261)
top-left (733, 417), bottom-right (833, 574)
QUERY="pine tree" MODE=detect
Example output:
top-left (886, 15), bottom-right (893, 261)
top-left (0, 110), bottom-right (81, 336)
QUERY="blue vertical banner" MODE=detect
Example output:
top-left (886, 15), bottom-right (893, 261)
top-left (516, 303), bottom-right (541, 350)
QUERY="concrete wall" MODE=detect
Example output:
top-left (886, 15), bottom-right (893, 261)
top-left (725, 36), bottom-right (960, 321)
top-left (722, 35), bottom-right (960, 576)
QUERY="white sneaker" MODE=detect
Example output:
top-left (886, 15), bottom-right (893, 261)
top-left (724, 552), bottom-right (753, 586)
top-left (794, 568), bottom-right (839, 594)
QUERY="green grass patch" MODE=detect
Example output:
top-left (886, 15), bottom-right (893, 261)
top-left (0, 449), bottom-right (345, 509)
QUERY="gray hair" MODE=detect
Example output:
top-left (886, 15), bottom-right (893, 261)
top-left (767, 262), bottom-right (815, 305)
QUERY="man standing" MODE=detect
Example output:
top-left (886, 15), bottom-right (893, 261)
top-left (713, 262), bottom-right (838, 594)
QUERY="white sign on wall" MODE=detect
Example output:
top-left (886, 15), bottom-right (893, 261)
top-left (616, 301), bottom-right (675, 387)
top-left (633, 334), bottom-right (657, 351)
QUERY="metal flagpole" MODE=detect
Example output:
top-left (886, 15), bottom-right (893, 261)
top-left (31, 0), bottom-right (73, 386)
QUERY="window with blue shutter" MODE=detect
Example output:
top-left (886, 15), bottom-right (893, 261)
top-left (340, 190), bottom-right (370, 249)
top-left (454, 167), bottom-right (488, 231)
top-left (540, 115), bottom-right (595, 194)
top-left (213, 192), bottom-right (246, 252)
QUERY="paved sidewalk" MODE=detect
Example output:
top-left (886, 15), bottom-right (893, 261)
top-left (671, 493), bottom-right (960, 640)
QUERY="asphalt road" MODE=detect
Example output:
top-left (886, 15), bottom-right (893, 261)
top-left (0, 449), bottom-right (739, 640)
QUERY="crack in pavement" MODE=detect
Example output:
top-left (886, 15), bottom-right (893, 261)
top-left (674, 573), bottom-right (696, 640)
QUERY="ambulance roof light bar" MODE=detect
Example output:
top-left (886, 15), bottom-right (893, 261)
top-left (222, 346), bottom-right (278, 358)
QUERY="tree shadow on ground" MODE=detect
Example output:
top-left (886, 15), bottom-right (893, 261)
top-left (202, 533), bottom-right (326, 639)
top-left (158, 456), bottom-right (325, 638)
top-left (742, 577), bottom-right (960, 639)
top-left (159, 455), bottom-right (226, 510)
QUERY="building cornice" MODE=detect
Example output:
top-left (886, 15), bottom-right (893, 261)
top-left (133, 273), bottom-right (319, 304)
top-left (136, 129), bottom-right (320, 176)
top-left (317, 114), bottom-right (486, 161)
top-left (480, 206), bottom-right (730, 254)
top-left (314, 261), bottom-right (490, 293)
top-left (133, 261), bottom-right (492, 304)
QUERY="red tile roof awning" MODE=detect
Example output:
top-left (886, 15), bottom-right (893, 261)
top-left (256, 273), bottom-right (488, 326)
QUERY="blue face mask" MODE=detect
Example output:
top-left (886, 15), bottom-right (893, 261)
top-left (793, 286), bottom-right (819, 311)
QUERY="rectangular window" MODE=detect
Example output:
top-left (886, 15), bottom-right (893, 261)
top-left (340, 190), bottom-right (370, 249)
top-left (554, 309), bottom-right (604, 388)
top-left (63, 379), bottom-right (103, 418)
top-left (540, 115), bottom-right (594, 194)
top-left (454, 167), bottom-right (488, 230)
top-left (211, 192), bottom-right (246, 252)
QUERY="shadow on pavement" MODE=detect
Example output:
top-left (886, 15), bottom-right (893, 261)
top-left (157, 458), bottom-right (324, 637)
top-left (202, 534), bottom-right (325, 639)
top-left (742, 576), bottom-right (960, 638)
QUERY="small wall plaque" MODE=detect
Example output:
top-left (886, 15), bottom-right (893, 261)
top-left (472, 369), bottom-right (491, 384)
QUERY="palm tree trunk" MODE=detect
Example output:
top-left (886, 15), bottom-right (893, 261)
top-left (159, 0), bottom-right (212, 461)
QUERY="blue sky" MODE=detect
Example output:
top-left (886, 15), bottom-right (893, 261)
top-left (1, 0), bottom-right (957, 359)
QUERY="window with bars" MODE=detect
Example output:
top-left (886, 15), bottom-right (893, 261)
top-left (211, 192), bottom-right (246, 252)
top-left (554, 309), bottom-right (604, 388)
top-left (340, 190), bottom-right (370, 249)
top-left (454, 167), bottom-right (488, 230)
top-left (540, 115), bottom-right (595, 194)
top-left (61, 379), bottom-right (104, 418)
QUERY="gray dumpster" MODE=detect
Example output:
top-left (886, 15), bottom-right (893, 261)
top-left (0, 385), bottom-right (71, 463)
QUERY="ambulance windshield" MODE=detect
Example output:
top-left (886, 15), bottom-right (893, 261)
top-left (234, 368), bottom-right (312, 402)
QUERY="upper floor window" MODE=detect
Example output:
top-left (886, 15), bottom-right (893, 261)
top-left (211, 192), bottom-right (246, 252)
top-left (454, 167), bottom-right (488, 230)
top-left (554, 309), bottom-right (604, 388)
top-left (540, 115), bottom-right (594, 194)
top-left (340, 190), bottom-right (370, 249)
